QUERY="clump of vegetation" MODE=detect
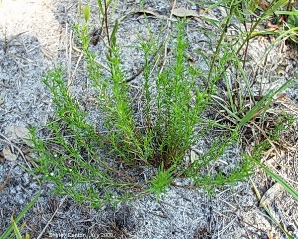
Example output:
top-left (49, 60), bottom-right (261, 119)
top-left (29, 0), bottom-right (297, 209)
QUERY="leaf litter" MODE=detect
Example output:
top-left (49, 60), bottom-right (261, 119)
top-left (2, 146), bottom-right (17, 162)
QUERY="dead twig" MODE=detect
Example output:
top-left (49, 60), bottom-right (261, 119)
top-left (124, 40), bottom-right (166, 83)
top-left (36, 196), bottom-right (67, 239)
top-left (0, 133), bottom-right (32, 170)
top-left (0, 164), bottom-right (14, 193)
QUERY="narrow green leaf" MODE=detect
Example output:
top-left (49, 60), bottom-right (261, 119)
top-left (239, 92), bottom-right (272, 127)
top-left (83, 4), bottom-right (91, 23)
top-left (212, 96), bottom-right (241, 122)
top-left (275, 10), bottom-right (298, 16)
top-left (1, 177), bottom-right (41, 239)
top-left (288, 8), bottom-right (298, 29)
top-left (246, 155), bottom-right (298, 201)
top-left (240, 78), bottom-right (296, 127)
top-left (257, 162), bottom-right (298, 200)
top-left (10, 215), bottom-right (22, 239)
top-left (97, 0), bottom-right (103, 13)
top-left (247, 0), bottom-right (259, 12)
top-left (271, 0), bottom-right (288, 12)
top-left (251, 177), bottom-right (294, 239)
top-left (110, 19), bottom-right (119, 48)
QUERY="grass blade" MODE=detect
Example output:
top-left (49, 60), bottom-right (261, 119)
top-left (10, 215), bottom-right (22, 239)
top-left (250, 177), bottom-right (294, 239)
top-left (239, 78), bottom-right (296, 127)
top-left (245, 155), bottom-right (298, 201)
top-left (0, 174), bottom-right (41, 239)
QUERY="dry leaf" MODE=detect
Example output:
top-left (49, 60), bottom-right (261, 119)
top-left (16, 126), bottom-right (34, 147)
top-left (0, 93), bottom-right (5, 105)
top-left (277, 69), bottom-right (285, 75)
top-left (190, 150), bottom-right (197, 163)
top-left (258, 1), bottom-right (269, 10)
top-left (266, 22), bottom-right (279, 31)
top-left (14, 126), bottom-right (29, 138)
top-left (274, 93), bottom-right (292, 103)
top-left (260, 183), bottom-right (284, 207)
top-left (3, 146), bottom-right (17, 162)
top-left (5, 126), bottom-right (18, 140)
top-left (172, 7), bottom-right (200, 18)
top-left (267, 234), bottom-right (274, 239)
top-left (0, 151), bottom-right (5, 164)
top-left (133, 9), bottom-right (157, 16)
top-left (4, 125), bottom-right (33, 146)
top-left (184, 52), bottom-right (195, 66)
top-left (188, 59), bottom-right (195, 66)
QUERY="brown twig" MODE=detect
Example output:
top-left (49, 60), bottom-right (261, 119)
top-left (36, 196), bottom-right (67, 239)
top-left (124, 40), bottom-right (166, 83)
top-left (0, 164), bottom-right (14, 193)
top-left (0, 133), bottom-right (32, 170)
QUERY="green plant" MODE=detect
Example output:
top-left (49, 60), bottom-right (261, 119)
top-left (243, 111), bottom-right (298, 239)
top-left (207, 0), bottom-right (295, 122)
top-left (1, 215), bottom-right (29, 239)
top-left (1, 173), bottom-right (40, 239)
top-left (250, 177), bottom-right (295, 239)
top-left (251, 112), bottom-right (295, 156)
top-left (29, 0), bottom-right (296, 208)
top-left (148, 162), bottom-right (174, 201)
top-left (286, 7), bottom-right (298, 43)
top-left (31, 18), bottom-right (223, 206)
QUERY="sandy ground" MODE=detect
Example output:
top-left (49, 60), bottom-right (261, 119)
top-left (0, 0), bottom-right (298, 238)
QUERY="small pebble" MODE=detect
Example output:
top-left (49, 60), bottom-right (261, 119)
top-left (287, 225), bottom-right (295, 232)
